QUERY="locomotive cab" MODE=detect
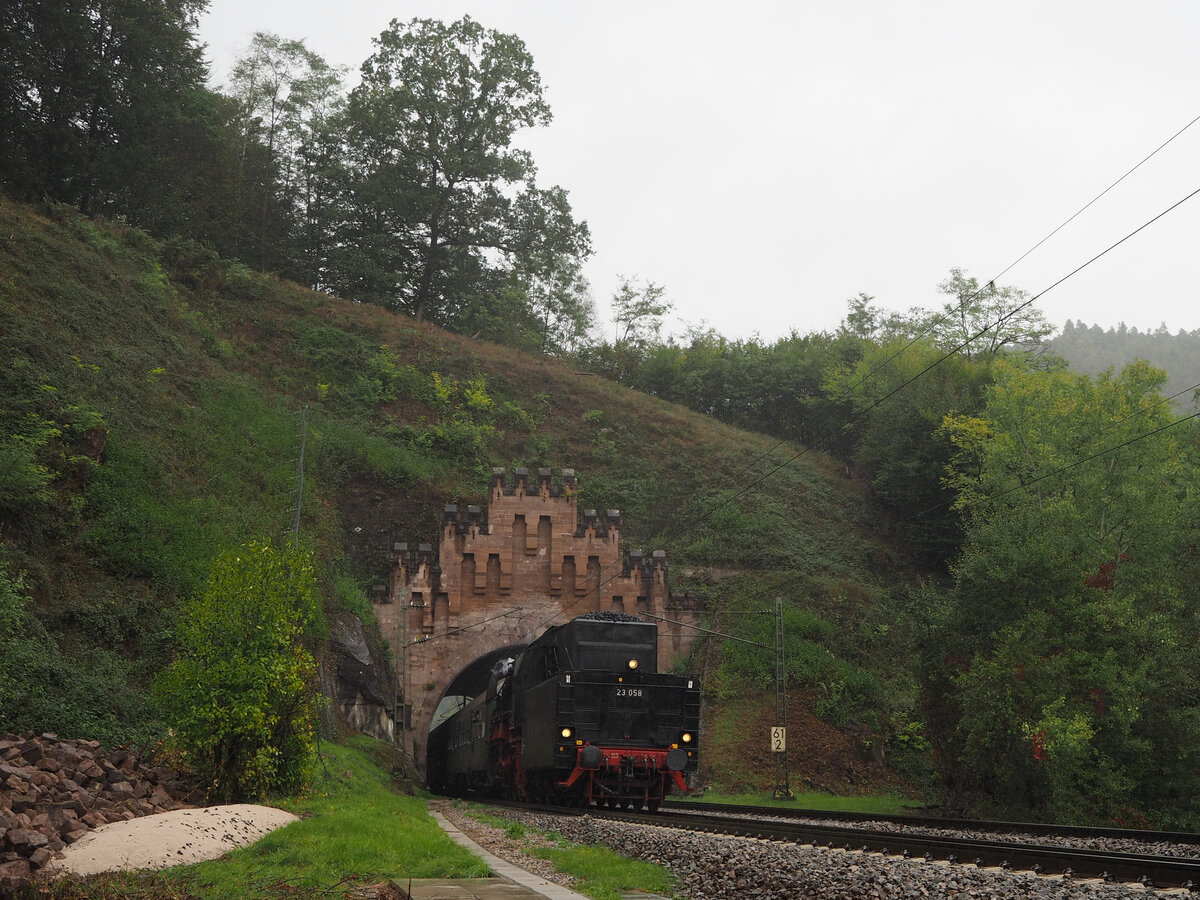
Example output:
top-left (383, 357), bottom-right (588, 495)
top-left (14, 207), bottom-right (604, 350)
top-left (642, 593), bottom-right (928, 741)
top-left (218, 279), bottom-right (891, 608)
top-left (517, 613), bottom-right (700, 808)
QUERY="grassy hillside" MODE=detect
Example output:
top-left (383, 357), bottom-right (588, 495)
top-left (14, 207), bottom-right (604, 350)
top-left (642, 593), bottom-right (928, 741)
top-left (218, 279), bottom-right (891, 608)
top-left (0, 197), bottom-right (927, 794)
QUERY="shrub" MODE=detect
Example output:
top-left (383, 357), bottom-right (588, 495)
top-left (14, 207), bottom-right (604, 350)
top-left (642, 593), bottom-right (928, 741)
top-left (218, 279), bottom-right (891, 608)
top-left (156, 539), bottom-right (323, 802)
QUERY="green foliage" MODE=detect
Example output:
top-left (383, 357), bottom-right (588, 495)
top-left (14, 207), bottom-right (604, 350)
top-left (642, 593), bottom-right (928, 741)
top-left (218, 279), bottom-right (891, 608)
top-left (80, 439), bottom-right (219, 594)
top-left (296, 327), bottom-right (412, 412)
top-left (81, 740), bottom-right (490, 898)
top-left (0, 419), bottom-right (56, 540)
top-left (713, 593), bottom-right (881, 726)
top-left (331, 15), bottom-right (591, 328)
top-left (332, 573), bottom-right (376, 630)
top-left (932, 359), bottom-right (1200, 826)
top-left (0, 0), bottom-right (208, 211)
top-left (611, 276), bottom-right (672, 348)
top-left (531, 842), bottom-right (675, 900)
top-left (830, 337), bottom-right (992, 567)
top-left (927, 267), bottom-right (1052, 359)
top-left (465, 806), bottom-right (675, 900)
top-left (315, 419), bottom-right (434, 486)
top-left (0, 554), bottom-right (162, 746)
top-left (156, 539), bottom-right (323, 802)
top-left (1053, 318), bottom-right (1200, 413)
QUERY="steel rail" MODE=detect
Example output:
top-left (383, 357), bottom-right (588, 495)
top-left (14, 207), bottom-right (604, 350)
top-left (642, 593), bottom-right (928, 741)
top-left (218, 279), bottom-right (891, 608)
top-left (664, 799), bottom-right (1200, 847)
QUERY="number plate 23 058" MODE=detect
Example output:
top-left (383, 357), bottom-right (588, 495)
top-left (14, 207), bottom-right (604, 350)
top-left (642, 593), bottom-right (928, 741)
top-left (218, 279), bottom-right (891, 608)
top-left (614, 687), bottom-right (644, 699)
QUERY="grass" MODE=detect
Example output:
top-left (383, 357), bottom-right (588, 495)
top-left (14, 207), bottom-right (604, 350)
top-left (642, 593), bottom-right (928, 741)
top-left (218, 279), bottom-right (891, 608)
top-left (530, 844), bottom-right (674, 900)
top-left (52, 738), bottom-right (489, 899)
top-left (462, 805), bottom-right (676, 900)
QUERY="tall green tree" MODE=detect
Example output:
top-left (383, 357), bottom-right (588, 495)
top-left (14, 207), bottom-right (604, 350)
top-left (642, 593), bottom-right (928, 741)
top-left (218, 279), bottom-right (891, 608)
top-left (333, 15), bottom-right (590, 325)
top-left (227, 32), bottom-right (346, 277)
top-left (934, 360), bottom-right (1200, 825)
top-left (828, 338), bottom-right (992, 566)
top-left (928, 268), bottom-right (1053, 360)
top-left (0, 0), bottom-right (209, 218)
top-left (612, 276), bottom-right (671, 348)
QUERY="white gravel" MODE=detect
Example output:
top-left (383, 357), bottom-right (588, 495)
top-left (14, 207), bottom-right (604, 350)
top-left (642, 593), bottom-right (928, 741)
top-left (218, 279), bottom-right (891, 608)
top-left (46, 804), bottom-right (298, 876)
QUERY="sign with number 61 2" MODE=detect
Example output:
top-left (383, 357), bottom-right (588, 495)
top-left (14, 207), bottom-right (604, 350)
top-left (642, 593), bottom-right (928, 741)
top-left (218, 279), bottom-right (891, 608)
top-left (770, 726), bottom-right (787, 753)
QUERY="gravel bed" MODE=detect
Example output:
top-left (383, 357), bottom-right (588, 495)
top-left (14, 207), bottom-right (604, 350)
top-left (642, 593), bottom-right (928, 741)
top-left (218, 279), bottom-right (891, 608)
top-left (672, 809), bottom-right (1200, 861)
top-left (459, 805), bottom-right (1180, 899)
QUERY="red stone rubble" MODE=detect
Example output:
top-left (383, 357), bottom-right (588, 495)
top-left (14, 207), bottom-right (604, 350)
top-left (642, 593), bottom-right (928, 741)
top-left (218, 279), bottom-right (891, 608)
top-left (0, 732), bottom-right (199, 896)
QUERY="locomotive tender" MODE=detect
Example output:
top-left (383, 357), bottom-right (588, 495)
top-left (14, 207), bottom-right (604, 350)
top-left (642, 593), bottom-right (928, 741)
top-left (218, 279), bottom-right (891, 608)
top-left (427, 612), bottom-right (700, 809)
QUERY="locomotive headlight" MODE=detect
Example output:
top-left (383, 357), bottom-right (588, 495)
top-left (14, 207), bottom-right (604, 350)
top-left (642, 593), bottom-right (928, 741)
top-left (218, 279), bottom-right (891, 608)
top-left (627, 659), bottom-right (639, 670)
top-left (681, 732), bottom-right (693, 744)
top-left (560, 727), bottom-right (573, 739)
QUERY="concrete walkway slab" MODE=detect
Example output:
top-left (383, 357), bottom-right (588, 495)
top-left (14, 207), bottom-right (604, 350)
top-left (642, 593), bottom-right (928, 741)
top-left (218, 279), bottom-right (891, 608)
top-left (405, 810), bottom-right (592, 900)
top-left (394, 878), bottom-right (544, 899)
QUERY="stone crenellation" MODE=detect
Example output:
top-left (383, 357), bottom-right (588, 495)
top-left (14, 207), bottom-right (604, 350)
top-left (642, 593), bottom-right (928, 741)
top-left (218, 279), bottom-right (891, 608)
top-left (489, 466), bottom-right (577, 499)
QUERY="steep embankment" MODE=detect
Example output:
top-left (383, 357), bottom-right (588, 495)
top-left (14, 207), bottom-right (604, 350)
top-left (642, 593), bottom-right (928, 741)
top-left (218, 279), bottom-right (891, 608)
top-left (0, 197), bottom-right (924, 795)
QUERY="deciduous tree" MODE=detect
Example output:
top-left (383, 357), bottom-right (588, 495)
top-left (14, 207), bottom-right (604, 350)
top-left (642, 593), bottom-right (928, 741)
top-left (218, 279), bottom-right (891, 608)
top-left (0, 0), bottom-right (208, 217)
top-left (935, 360), bottom-right (1200, 825)
top-left (333, 15), bottom-right (589, 325)
top-left (928, 267), bottom-right (1053, 360)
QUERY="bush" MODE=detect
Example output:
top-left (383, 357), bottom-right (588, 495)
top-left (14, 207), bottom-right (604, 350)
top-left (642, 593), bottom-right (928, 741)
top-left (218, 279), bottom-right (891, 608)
top-left (156, 539), bottom-right (323, 801)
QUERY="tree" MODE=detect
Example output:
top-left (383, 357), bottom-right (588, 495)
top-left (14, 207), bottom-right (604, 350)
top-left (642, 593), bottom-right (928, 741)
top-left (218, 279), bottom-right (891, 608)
top-left (612, 276), bottom-right (671, 347)
top-left (522, 254), bottom-right (595, 355)
top-left (934, 360), bottom-right (1200, 825)
top-left (928, 268), bottom-right (1053, 360)
top-left (0, 0), bottom-right (209, 217)
top-left (227, 32), bottom-right (346, 276)
top-left (333, 16), bottom-right (589, 323)
top-left (828, 338), bottom-right (992, 566)
top-left (156, 539), bottom-right (323, 802)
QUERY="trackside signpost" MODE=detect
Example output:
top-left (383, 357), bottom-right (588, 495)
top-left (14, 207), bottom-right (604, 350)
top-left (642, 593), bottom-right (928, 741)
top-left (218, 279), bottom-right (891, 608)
top-left (771, 726), bottom-right (787, 753)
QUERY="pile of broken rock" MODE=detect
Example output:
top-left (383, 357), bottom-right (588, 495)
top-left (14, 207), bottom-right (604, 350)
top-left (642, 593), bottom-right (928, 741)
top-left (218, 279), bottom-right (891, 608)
top-left (0, 731), bottom-right (199, 894)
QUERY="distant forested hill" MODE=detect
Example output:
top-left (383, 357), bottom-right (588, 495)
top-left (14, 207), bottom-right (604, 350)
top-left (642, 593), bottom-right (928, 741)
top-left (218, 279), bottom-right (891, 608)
top-left (1051, 320), bottom-right (1200, 410)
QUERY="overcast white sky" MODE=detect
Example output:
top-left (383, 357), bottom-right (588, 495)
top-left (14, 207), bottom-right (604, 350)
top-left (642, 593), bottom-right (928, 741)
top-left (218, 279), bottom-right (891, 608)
top-left (198, 1), bottom-right (1200, 343)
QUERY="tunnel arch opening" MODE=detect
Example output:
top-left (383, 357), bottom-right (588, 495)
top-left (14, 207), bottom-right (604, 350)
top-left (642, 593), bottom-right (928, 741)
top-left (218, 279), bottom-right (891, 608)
top-left (426, 642), bottom-right (527, 740)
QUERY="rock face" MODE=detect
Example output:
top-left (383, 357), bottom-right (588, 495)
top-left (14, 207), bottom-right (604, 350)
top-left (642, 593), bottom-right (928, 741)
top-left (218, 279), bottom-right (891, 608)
top-left (0, 732), bottom-right (199, 895)
top-left (326, 611), bottom-right (395, 743)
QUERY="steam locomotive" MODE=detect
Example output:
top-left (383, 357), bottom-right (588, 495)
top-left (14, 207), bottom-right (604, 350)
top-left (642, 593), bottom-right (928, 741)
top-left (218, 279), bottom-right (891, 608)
top-left (427, 612), bottom-right (700, 809)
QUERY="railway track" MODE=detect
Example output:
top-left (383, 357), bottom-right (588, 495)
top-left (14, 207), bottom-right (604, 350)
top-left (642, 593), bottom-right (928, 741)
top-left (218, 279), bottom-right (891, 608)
top-left (494, 800), bottom-right (1200, 890)
top-left (666, 799), bottom-right (1200, 849)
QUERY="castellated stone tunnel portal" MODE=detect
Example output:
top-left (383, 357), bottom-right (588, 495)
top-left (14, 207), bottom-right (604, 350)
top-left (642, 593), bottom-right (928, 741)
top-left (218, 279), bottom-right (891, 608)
top-left (370, 467), bottom-right (702, 780)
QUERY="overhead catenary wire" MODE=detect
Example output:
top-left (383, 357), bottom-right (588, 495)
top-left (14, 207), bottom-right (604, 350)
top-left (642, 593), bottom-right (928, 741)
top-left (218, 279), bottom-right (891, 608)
top-left (833, 110), bottom-right (1200, 420)
top-left (945, 410), bottom-right (1200, 516)
top-left (899, 381), bottom-right (1200, 527)
top-left (693, 183), bottom-right (1200, 524)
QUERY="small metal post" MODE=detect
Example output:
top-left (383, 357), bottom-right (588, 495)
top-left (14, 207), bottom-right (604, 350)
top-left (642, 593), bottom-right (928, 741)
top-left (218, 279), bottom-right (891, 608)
top-left (773, 596), bottom-right (794, 799)
top-left (292, 406), bottom-right (307, 534)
